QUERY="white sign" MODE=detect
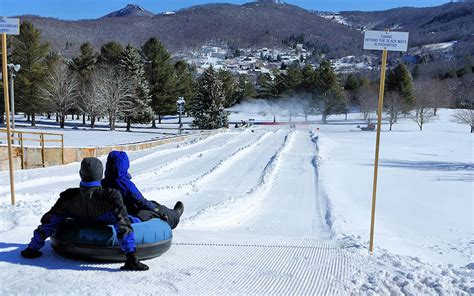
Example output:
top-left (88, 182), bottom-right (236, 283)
top-left (363, 30), bottom-right (409, 52)
top-left (0, 18), bottom-right (20, 35)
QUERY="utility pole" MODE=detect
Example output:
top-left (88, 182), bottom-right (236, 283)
top-left (8, 64), bottom-right (20, 130)
top-left (176, 97), bottom-right (185, 135)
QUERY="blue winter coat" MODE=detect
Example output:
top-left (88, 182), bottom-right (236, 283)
top-left (101, 151), bottom-right (157, 215)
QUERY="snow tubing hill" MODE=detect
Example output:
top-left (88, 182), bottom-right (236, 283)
top-left (51, 218), bottom-right (172, 262)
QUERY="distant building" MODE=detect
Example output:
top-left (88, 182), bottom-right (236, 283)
top-left (210, 52), bottom-right (227, 59)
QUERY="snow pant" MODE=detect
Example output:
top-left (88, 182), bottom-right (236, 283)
top-left (135, 201), bottom-right (180, 229)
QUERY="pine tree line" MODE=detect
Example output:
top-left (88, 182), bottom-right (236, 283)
top-left (256, 61), bottom-right (347, 123)
top-left (4, 21), bottom-right (471, 132)
top-left (5, 22), bottom-right (253, 130)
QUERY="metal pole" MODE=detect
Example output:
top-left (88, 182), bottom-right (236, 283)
top-left (9, 67), bottom-right (15, 129)
top-left (178, 106), bottom-right (182, 135)
top-left (2, 33), bottom-right (16, 205)
top-left (20, 132), bottom-right (24, 169)
top-left (61, 134), bottom-right (64, 164)
top-left (40, 133), bottom-right (45, 167)
top-left (369, 49), bottom-right (388, 254)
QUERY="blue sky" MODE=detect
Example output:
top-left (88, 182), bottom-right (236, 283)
top-left (1, 0), bottom-right (451, 20)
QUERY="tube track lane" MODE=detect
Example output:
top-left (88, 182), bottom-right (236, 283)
top-left (180, 129), bottom-right (294, 229)
top-left (173, 129), bottom-right (289, 218)
top-left (135, 130), bottom-right (266, 192)
top-left (130, 131), bottom-right (243, 179)
top-left (183, 129), bottom-right (331, 239)
top-left (236, 130), bottom-right (331, 238)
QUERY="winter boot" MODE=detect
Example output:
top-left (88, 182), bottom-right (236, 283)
top-left (174, 201), bottom-right (184, 218)
top-left (120, 252), bottom-right (149, 271)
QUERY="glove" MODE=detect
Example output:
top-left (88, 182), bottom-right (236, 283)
top-left (21, 247), bottom-right (43, 259)
top-left (120, 253), bottom-right (149, 271)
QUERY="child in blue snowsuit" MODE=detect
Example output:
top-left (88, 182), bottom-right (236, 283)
top-left (101, 151), bottom-right (183, 229)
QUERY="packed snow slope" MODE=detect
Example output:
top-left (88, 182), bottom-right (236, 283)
top-left (0, 109), bottom-right (472, 295)
top-left (5, 114), bottom-right (197, 147)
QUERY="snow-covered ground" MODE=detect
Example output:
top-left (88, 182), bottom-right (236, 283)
top-left (319, 13), bottom-right (352, 27)
top-left (409, 41), bottom-right (458, 56)
top-left (3, 115), bottom-right (197, 147)
top-left (318, 110), bottom-right (472, 266)
top-left (0, 107), bottom-right (472, 294)
top-left (332, 55), bottom-right (373, 73)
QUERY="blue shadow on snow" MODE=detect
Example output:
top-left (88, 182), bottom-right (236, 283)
top-left (0, 241), bottom-right (119, 272)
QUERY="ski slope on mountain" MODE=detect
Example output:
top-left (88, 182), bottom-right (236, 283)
top-left (0, 109), bottom-right (472, 295)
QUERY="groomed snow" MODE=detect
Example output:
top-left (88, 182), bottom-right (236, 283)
top-left (3, 115), bottom-right (197, 147)
top-left (0, 108), bottom-right (472, 295)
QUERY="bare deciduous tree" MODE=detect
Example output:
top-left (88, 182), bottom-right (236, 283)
top-left (79, 70), bottom-right (104, 128)
top-left (357, 83), bottom-right (378, 124)
top-left (452, 109), bottom-right (474, 133)
top-left (452, 73), bottom-right (474, 109)
top-left (431, 79), bottom-right (452, 116)
top-left (41, 62), bottom-right (78, 128)
top-left (383, 91), bottom-right (403, 131)
top-left (412, 81), bottom-right (436, 131)
top-left (415, 78), bottom-right (453, 116)
top-left (95, 67), bottom-right (134, 131)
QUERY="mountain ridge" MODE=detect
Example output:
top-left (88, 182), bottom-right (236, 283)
top-left (17, 1), bottom-right (474, 59)
top-left (103, 4), bottom-right (154, 18)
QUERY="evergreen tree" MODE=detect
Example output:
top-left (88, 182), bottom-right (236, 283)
top-left (141, 38), bottom-right (175, 125)
top-left (173, 60), bottom-right (196, 111)
top-left (190, 66), bottom-right (228, 129)
top-left (70, 42), bottom-right (97, 79)
top-left (344, 73), bottom-right (362, 105)
top-left (237, 74), bottom-right (256, 102)
top-left (98, 41), bottom-right (124, 67)
top-left (273, 70), bottom-right (289, 96)
top-left (314, 60), bottom-right (346, 123)
top-left (301, 63), bottom-right (317, 92)
top-left (44, 52), bottom-right (61, 70)
top-left (284, 63), bottom-right (304, 92)
top-left (386, 63), bottom-right (415, 108)
top-left (10, 21), bottom-right (50, 126)
top-left (256, 72), bottom-right (274, 98)
top-left (218, 69), bottom-right (238, 107)
top-left (70, 42), bottom-right (98, 123)
top-left (118, 44), bottom-right (154, 131)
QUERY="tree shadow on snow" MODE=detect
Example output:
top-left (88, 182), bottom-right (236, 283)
top-left (379, 160), bottom-right (474, 171)
top-left (0, 241), bottom-right (120, 272)
top-left (434, 174), bottom-right (474, 182)
top-left (361, 160), bottom-right (474, 181)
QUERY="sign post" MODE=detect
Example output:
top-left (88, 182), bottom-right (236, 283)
top-left (1, 17), bottom-right (20, 205)
top-left (363, 30), bottom-right (409, 253)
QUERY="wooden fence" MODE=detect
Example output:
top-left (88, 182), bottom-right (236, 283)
top-left (0, 129), bottom-right (64, 169)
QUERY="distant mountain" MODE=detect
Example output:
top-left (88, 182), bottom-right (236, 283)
top-left (341, 2), bottom-right (474, 56)
top-left (256, 0), bottom-right (285, 4)
top-left (103, 4), bottom-right (154, 18)
top-left (21, 2), bottom-right (360, 58)
top-left (17, 1), bottom-right (474, 58)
